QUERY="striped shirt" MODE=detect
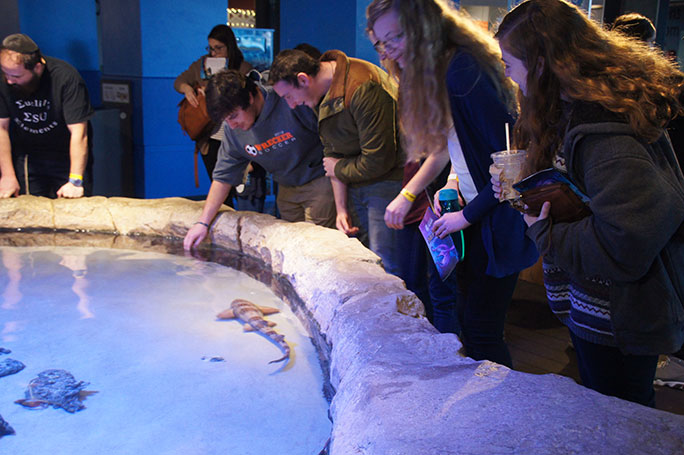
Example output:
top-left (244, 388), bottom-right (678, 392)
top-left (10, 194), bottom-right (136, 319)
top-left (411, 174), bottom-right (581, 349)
top-left (543, 258), bottom-right (616, 346)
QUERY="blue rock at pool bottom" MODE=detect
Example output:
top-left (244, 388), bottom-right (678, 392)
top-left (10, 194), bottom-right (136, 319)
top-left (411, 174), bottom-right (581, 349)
top-left (16, 369), bottom-right (90, 413)
top-left (0, 414), bottom-right (15, 438)
top-left (0, 358), bottom-right (25, 378)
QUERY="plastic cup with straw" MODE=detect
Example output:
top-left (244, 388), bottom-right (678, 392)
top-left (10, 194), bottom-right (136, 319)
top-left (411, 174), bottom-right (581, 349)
top-left (490, 123), bottom-right (526, 203)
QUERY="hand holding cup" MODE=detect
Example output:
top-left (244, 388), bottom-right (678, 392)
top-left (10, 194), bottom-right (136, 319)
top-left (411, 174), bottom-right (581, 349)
top-left (490, 149), bottom-right (526, 202)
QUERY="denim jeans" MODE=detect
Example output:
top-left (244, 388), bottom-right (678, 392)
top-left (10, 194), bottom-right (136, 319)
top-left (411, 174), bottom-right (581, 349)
top-left (569, 331), bottom-right (659, 407)
top-left (349, 179), bottom-right (402, 276)
top-left (427, 257), bottom-right (461, 335)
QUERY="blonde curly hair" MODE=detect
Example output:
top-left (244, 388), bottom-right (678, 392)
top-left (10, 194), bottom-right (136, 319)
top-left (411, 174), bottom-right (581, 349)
top-left (367, 0), bottom-right (517, 162)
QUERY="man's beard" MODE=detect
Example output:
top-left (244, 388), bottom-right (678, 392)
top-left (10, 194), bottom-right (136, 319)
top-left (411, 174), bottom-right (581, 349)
top-left (8, 71), bottom-right (40, 98)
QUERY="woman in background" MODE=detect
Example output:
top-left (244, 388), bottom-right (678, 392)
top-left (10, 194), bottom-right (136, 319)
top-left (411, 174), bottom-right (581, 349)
top-left (368, 0), bottom-right (538, 367)
top-left (174, 24), bottom-right (251, 183)
top-left (495, 0), bottom-right (684, 406)
top-left (611, 12), bottom-right (656, 44)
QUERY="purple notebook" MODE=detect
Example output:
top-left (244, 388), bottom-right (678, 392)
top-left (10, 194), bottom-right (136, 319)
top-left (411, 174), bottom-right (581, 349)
top-left (418, 208), bottom-right (461, 281)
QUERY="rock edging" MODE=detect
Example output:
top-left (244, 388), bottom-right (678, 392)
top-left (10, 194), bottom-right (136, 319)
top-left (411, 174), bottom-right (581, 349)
top-left (1, 196), bottom-right (683, 455)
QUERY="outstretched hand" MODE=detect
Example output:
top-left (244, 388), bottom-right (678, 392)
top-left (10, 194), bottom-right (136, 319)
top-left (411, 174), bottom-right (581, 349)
top-left (184, 223), bottom-right (208, 250)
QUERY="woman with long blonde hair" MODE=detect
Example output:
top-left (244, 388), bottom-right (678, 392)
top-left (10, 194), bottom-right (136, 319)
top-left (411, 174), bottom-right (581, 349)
top-left (495, 0), bottom-right (684, 406)
top-left (368, 0), bottom-right (538, 367)
top-left (367, 27), bottom-right (459, 334)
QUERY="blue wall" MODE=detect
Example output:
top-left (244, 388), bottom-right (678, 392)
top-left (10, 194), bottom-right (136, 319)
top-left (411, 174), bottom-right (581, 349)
top-left (96, 0), bottom-right (227, 198)
top-left (279, 0), bottom-right (379, 66)
top-left (356, 0), bottom-right (381, 65)
top-left (17, 1), bottom-right (99, 71)
top-left (12, 0), bottom-right (382, 199)
top-left (279, 1), bottom-right (355, 55)
top-left (17, 0), bottom-right (101, 105)
top-left (16, 0), bottom-right (226, 199)
top-left (137, 0), bottom-right (228, 198)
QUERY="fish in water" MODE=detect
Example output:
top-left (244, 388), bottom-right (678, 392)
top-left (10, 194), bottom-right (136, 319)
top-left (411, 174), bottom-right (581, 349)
top-left (217, 298), bottom-right (290, 364)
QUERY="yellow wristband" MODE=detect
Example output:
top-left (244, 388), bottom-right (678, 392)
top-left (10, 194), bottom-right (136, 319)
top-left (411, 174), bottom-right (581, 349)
top-left (447, 173), bottom-right (459, 182)
top-left (400, 188), bottom-right (416, 202)
top-left (69, 173), bottom-right (84, 180)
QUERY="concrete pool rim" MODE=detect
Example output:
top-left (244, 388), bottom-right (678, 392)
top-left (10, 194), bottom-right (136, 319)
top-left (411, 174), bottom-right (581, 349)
top-left (2, 195), bottom-right (684, 455)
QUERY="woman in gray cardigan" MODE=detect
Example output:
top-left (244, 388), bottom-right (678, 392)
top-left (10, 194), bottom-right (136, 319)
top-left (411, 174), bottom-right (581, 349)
top-left (495, 0), bottom-right (684, 407)
top-left (174, 24), bottom-right (251, 182)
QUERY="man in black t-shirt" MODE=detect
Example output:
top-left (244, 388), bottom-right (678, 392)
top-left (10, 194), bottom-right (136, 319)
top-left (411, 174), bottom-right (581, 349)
top-left (0, 34), bottom-right (93, 198)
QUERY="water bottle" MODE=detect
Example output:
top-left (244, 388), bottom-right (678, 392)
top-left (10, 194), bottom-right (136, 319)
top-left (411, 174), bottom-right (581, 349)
top-left (437, 188), bottom-right (465, 261)
top-left (438, 189), bottom-right (460, 214)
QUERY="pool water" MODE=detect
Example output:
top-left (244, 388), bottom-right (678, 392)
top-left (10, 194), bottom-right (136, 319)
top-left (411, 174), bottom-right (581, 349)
top-left (0, 246), bottom-right (331, 454)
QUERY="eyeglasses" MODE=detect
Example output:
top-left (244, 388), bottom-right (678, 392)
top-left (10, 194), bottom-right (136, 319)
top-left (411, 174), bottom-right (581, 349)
top-left (206, 44), bottom-right (226, 53)
top-left (373, 31), bottom-right (405, 54)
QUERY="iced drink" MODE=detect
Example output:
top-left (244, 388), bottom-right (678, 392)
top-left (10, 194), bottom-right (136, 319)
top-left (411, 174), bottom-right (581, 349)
top-left (490, 149), bottom-right (527, 202)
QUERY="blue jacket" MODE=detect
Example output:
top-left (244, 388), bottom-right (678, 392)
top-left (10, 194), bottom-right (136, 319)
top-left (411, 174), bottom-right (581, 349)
top-left (446, 51), bottom-right (538, 277)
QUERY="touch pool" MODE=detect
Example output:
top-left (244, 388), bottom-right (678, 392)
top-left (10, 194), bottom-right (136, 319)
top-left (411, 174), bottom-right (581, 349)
top-left (0, 245), bottom-right (331, 454)
top-left (1, 196), bottom-right (684, 455)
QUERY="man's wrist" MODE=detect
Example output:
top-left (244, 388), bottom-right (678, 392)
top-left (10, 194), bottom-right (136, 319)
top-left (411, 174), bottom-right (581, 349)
top-left (68, 173), bottom-right (83, 187)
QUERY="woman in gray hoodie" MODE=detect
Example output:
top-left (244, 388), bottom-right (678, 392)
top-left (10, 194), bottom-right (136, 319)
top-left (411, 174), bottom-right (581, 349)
top-left (495, 0), bottom-right (684, 407)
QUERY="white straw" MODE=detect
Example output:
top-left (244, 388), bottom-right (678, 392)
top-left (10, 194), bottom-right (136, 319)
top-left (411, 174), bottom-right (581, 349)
top-left (505, 123), bottom-right (511, 151)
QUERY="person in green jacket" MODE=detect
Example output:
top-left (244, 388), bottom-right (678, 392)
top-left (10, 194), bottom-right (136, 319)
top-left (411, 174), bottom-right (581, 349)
top-left (270, 49), bottom-right (405, 276)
